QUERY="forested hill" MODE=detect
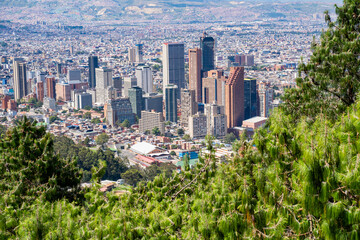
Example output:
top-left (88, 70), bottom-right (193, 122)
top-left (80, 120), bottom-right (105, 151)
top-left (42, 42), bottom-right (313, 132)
top-left (1, 0), bottom-right (360, 238)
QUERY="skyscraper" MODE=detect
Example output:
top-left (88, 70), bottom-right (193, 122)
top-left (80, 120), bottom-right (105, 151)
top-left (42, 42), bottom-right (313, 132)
top-left (202, 70), bottom-right (225, 105)
top-left (204, 104), bottom-right (227, 138)
top-left (104, 98), bottom-right (135, 126)
top-left (46, 77), bottom-right (56, 99)
top-left (128, 48), bottom-right (136, 63)
top-left (88, 56), bottom-right (99, 88)
top-left (225, 67), bottom-right (245, 129)
top-left (258, 82), bottom-right (274, 117)
top-left (36, 82), bottom-right (44, 102)
top-left (135, 66), bottom-right (153, 93)
top-left (95, 68), bottom-right (112, 104)
top-left (200, 32), bottom-right (215, 72)
top-left (164, 84), bottom-right (178, 122)
top-left (189, 48), bottom-right (202, 102)
top-left (139, 110), bottom-right (165, 134)
top-left (128, 86), bottom-right (143, 118)
top-left (123, 77), bottom-right (137, 97)
top-left (244, 78), bottom-right (258, 120)
top-left (162, 43), bottom-right (184, 99)
top-left (13, 58), bottom-right (28, 101)
top-left (135, 44), bottom-right (143, 63)
top-left (180, 89), bottom-right (198, 128)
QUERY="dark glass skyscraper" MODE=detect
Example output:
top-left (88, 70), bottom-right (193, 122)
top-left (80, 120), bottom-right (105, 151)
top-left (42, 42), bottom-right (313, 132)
top-left (244, 78), bottom-right (258, 120)
top-left (200, 32), bottom-right (215, 72)
top-left (88, 56), bottom-right (99, 88)
top-left (128, 86), bottom-right (143, 119)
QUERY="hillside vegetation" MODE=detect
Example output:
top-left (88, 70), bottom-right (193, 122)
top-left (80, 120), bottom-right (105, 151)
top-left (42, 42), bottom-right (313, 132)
top-left (1, 0), bottom-right (360, 239)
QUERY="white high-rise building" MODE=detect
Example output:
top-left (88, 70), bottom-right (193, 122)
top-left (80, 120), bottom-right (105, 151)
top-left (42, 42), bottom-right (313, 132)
top-left (135, 66), bottom-right (153, 94)
top-left (95, 68), bottom-right (113, 104)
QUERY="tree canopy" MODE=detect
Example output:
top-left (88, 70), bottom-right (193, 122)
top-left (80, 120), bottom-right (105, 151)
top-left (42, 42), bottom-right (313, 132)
top-left (282, 0), bottom-right (360, 121)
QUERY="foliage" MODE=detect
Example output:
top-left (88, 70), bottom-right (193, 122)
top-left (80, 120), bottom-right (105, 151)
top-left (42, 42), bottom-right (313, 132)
top-left (121, 119), bottom-right (130, 128)
top-left (91, 117), bottom-right (101, 124)
top-left (282, 0), bottom-right (360, 121)
top-left (49, 115), bottom-right (59, 123)
top-left (152, 126), bottom-right (161, 136)
top-left (53, 136), bottom-right (128, 182)
top-left (3, 2), bottom-right (360, 239)
top-left (177, 128), bottom-right (184, 135)
top-left (83, 105), bottom-right (91, 110)
top-left (95, 132), bottom-right (109, 146)
top-left (182, 134), bottom-right (191, 141)
top-left (83, 112), bottom-right (91, 119)
top-left (122, 168), bottom-right (143, 187)
top-left (0, 117), bottom-right (82, 210)
top-left (224, 132), bottom-right (237, 144)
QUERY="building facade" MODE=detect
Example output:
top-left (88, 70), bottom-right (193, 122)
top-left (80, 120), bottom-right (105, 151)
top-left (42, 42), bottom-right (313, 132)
top-left (180, 89), bottom-right (198, 128)
top-left (104, 98), bottom-right (135, 126)
top-left (189, 48), bottom-right (202, 102)
top-left (189, 113), bottom-right (207, 139)
top-left (143, 93), bottom-right (163, 113)
top-left (162, 43), bottom-right (184, 99)
top-left (95, 68), bottom-right (113, 104)
top-left (204, 104), bottom-right (227, 138)
top-left (139, 110), bottom-right (165, 134)
top-left (135, 66), bottom-right (153, 94)
top-left (128, 86), bottom-right (143, 118)
top-left (88, 56), bottom-right (99, 88)
top-left (200, 33), bottom-right (215, 72)
top-left (123, 77), bottom-right (137, 97)
top-left (13, 58), bottom-right (28, 101)
top-left (202, 70), bottom-right (225, 106)
top-left (244, 78), bottom-right (258, 120)
top-left (75, 92), bottom-right (93, 110)
top-left (225, 67), bottom-right (245, 129)
top-left (164, 84), bottom-right (178, 122)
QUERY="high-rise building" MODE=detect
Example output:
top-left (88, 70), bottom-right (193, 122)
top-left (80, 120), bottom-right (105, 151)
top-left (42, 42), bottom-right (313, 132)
top-left (112, 77), bottom-right (122, 91)
top-left (200, 32), bottom-right (215, 72)
top-left (189, 113), bottom-right (207, 139)
top-left (162, 43), bottom-right (184, 99)
top-left (55, 83), bottom-right (71, 101)
top-left (244, 78), bottom-right (258, 120)
top-left (67, 70), bottom-right (81, 82)
top-left (74, 92), bottom-right (93, 110)
top-left (204, 104), bottom-right (227, 138)
top-left (123, 77), bottom-right (137, 97)
top-left (88, 56), bottom-right (99, 88)
top-left (189, 48), bottom-right (202, 102)
top-left (128, 86), bottom-right (143, 118)
top-left (164, 84), bottom-right (178, 122)
top-left (95, 68), bottom-right (113, 104)
top-left (135, 44), bottom-right (143, 63)
top-left (104, 98), bottom-right (135, 126)
top-left (246, 55), bottom-right (255, 66)
top-left (43, 97), bottom-right (56, 110)
top-left (225, 67), bottom-right (245, 129)
top-left (139, 110), bottom-right (165, 134)
top-left (143, 93), bottom-right (163, 113)
top-left (180, 89), bottom-right (198, 128)
top-left (36, 81), bottom-right (44, 102)
top-left (135, 66), bottom-right (153, 93)
top-left (258, 83), bottom-right (274, 117)
top-left (202, 70), bottom-right (225, 105)
top-left (13, 58), bottom-right (28, 101)
top-left (46, 77), bottom-right (56, 99)
top-left (128, 48), bottom-right (136, 63)
top-left (56, 63), bottom-right (62, 77)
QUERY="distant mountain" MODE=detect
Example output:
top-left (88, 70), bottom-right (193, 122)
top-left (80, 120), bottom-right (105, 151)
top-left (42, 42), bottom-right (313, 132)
top-left (0, 0), bottom-right (341, 24)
